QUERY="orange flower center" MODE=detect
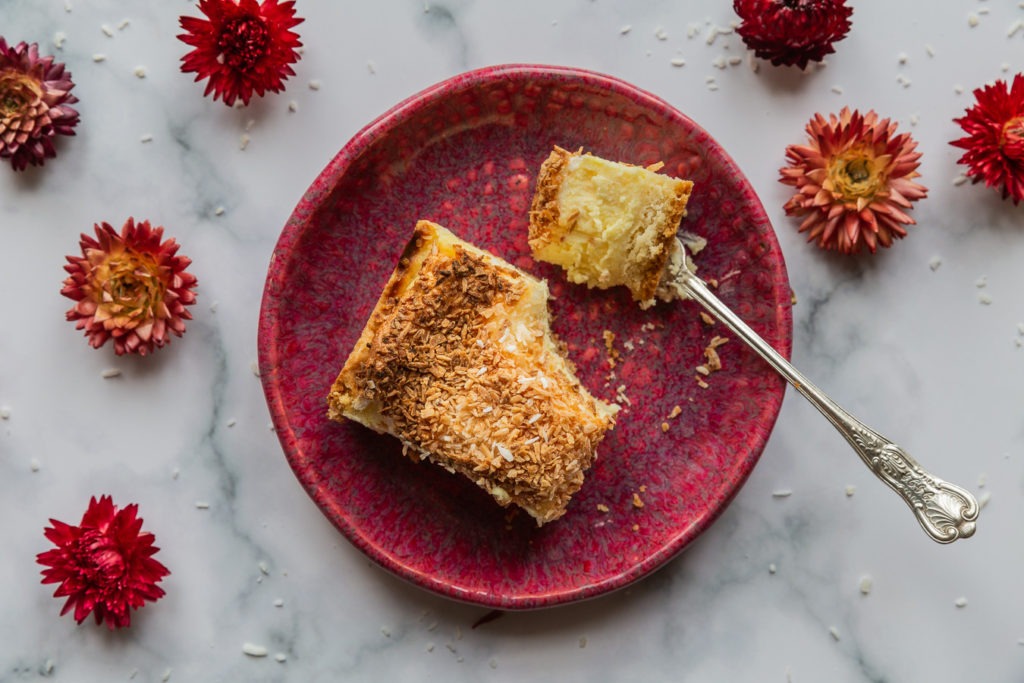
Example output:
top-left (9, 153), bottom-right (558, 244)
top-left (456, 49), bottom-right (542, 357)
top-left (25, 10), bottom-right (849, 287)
top-left (88, 248), bottom-right (168, 328)
top-left (828, 146), bottom-right (886, 201)
top-left (1002, 116), bottom-right (1024, 158)
top-left (0, 69), bottom-right (42, 119)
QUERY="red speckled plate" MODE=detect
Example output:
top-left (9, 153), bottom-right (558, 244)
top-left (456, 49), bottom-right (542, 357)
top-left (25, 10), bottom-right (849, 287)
top-left (259, 65), bottom-right (792, 609)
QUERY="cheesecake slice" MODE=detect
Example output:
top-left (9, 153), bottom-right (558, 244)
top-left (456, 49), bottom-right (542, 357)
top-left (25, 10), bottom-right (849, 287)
top-left (529, 146), bottom-right (698, 307)
top-left (327, 220), bottom-right (619, 525)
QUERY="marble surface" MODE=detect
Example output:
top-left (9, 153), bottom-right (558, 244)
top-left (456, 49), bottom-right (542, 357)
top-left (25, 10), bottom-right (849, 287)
top-left (2, 0), bottom-right (1023, 680)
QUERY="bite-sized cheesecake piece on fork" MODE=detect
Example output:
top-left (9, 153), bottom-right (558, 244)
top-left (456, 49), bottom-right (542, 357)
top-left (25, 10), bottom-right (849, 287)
top-left (529, 146), bottom-right (701, 308)
top-left (327, 220), bottom-right (619, 525)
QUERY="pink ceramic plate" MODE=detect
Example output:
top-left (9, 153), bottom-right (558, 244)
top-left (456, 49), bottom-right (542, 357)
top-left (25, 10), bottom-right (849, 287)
top-left (259, 65), bottom-right (792, 609)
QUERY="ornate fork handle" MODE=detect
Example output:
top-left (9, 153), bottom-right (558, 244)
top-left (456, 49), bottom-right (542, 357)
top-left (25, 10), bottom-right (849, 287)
top-left (679, 274), bottom-right (979, 543)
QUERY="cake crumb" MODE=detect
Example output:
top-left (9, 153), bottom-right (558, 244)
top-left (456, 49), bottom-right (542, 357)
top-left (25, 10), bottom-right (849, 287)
top-left (772, 489), bottom-right (793, 498)
top-left (194, 501), bottom-right (210, 509)
top-left (274, 653), bottom-right (287, 663)
top-left (101, 368), bottom-right (122, 379)
top-left (101, 24), bottom-right (114, 37)
top-left (596, 503), bottom-right (609, 513)
top-left (829, 626), bottom-right (841, 641)
top-left (133, 66), bottom-right (146, 78)
top-left (670, 56), bottom-right (686, 67)
top-left (768, 563), bottom-right (777, 574)
top-left (699, 311), bottom-right (715, 326)
top-left (602, 330), bottom-right (619, 368)
top-left (668, 405), bottom-right (682, 419)
top-left (92, 54), bottom-right (106, 63)
top-left (968, 13), bottom-right (980, 28)
top-left (954, 596), bottom-right (968, 608)
top-left (309, 79), bottom-right (321, 90)
top-left (845, 485), bottom-right (856, 497)
top-left (661, 421), bottom-right (670, 433)
top-left (619, 24), bottom-right (632, 35)
top-left (242, 643), bottom-right (268, 657)
top-left (632, 492), bottom-right (644, 509)
top-left (978, 491), bottom-right (992, 509)
top-left (140, 133), bottom-right (153, 143)
top-left (859, 574), bottom-right (874, 595)
top-left (54, 32), bottom-right (67, 50)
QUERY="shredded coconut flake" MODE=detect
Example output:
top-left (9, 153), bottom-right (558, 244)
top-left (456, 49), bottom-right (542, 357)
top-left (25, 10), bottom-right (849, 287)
top-left (242, 643), bottom-right (268, 657)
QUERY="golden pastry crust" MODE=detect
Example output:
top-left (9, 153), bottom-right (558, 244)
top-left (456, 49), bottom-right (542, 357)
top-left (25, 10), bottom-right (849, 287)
top-left (528, 146), bottom-right (694, 304)
top-left (327, 220), bottom-right (618, 525)
top-left (527, 146), bottom-right (574, 252)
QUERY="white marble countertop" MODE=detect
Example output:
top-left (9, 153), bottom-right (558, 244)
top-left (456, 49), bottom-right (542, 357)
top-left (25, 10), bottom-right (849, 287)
top-left (3, 1), bottom-right (1023, 680)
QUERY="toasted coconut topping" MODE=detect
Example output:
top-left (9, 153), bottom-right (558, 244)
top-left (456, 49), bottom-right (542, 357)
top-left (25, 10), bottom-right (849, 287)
top-left (328, 221), bottom-right (617, 524)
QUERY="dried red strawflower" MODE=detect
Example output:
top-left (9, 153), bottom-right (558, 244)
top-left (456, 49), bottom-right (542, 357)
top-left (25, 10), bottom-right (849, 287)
top-left (950, 73), bottom-right (1024, 205)
top-left (0, 38), bottom-right (79, 171)
top-left (178, 0), bottom-right (304, 106)
top-left (37, 496), bottom-right (170, 629)
top-left (733, 0), bottom-right (853, 69)
top-left (62, 218), bottom-right (198, 356)
top-left (780, 107), bottom-right (928, 254)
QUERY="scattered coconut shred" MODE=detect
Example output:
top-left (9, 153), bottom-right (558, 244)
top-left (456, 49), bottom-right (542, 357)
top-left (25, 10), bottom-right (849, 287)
top-left (695, 335), bottom-right (730, 388)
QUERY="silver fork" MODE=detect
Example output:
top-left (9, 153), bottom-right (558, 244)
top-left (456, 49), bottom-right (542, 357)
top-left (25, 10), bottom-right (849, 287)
top-left (673, 260), bottom-right (979, 544)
